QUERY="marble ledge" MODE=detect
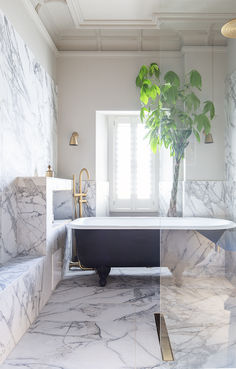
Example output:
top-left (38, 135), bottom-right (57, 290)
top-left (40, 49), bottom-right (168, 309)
top-left (0, 256), bottom-right (44, 292)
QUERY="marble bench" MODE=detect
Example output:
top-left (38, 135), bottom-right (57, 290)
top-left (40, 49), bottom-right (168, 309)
top-left (0, 177), bottom-right (73, 364)
top-left (0, 256), bottom-right (44, 363)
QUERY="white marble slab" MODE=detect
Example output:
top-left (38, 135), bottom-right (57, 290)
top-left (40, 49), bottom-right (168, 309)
top-left (225, 70), bottom-right (236, 183)
top-left (224, 71), bottom-right (236, 284)
top-left (2, 269), bottom-right (236, 369)
top-left (183, 181), bottom-right (226, 218)
top-left (0, 256), bottom-right (44, 364)
top-left (1, 268), bottom-right (161, 369)
top-left (0, 9), bottom-right (57, 264)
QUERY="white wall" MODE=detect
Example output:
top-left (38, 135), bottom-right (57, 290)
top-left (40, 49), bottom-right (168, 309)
top-left (0, 0), bottom-right (57, 80)
top-left (96, 112), bottom-right (108, 182)
top-left (57, 52), bottom-right (183, 180)
top-left (58, 48), bottom-right (227, 181)
top-left (183, 47), bottom-right (227, 181)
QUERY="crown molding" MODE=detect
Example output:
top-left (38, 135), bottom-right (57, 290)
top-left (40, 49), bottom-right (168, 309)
top-left (159, 12), bottom-right (236, 21)
top-left (66, 0), bottom-right (160, 29)
top-left (181, 45), bottom-right (227, 54)
top-left (58, 50), bottom-right (183, 58)
top-left (22, 0), bottom-right (58, 55)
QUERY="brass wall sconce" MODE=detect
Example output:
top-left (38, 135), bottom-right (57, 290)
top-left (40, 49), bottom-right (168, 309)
top-left (221, 19), bottom-right (236, 39)
top-left (204, 133), bottom-right (214, 144)
top-left (69, 132), bottom-right (79, 146)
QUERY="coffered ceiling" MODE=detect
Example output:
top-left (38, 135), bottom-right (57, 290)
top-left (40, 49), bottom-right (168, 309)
top-left (28, 0), bottom-right (236, 51)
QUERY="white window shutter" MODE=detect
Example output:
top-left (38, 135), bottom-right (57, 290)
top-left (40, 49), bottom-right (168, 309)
top-left (109, 115), bottom-right (158, 212)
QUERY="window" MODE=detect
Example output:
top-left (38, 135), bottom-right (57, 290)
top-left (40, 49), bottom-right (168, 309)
top-left (109, 115), bottom-right (158, 212)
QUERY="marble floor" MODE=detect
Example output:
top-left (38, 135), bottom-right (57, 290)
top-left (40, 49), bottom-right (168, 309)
top-left (1, 268), bottom-right (236, 369)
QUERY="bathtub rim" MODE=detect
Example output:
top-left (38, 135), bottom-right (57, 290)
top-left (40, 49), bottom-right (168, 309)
top-left (68, 216), bottom-right (236, 231)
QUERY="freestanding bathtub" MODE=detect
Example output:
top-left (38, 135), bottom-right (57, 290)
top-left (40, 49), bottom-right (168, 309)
top-left (69, 217), bottom-right (236, 286)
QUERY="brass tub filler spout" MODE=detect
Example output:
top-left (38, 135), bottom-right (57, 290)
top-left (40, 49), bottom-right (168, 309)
top-left (70, 168), bottom-right (94, 271)
top-left (73, 168), bottom-right (90, 218)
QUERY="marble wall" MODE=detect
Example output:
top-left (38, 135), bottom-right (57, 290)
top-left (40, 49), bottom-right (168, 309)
top-left (224, 70), bottom-right (236, 279)
top-left (159, 180), bottom-right (226, 219)
top-left (53, 180), bottom-right (109, 220)
top-left (0, 177), bottom-right (72, 364)
top-left (0, 10), bottom-right (57, 265)
top-left (183, 181), bottom-right (226, 218)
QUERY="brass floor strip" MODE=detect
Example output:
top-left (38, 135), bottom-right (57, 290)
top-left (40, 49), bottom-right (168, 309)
top-left (154, 313), bottom-right (174, 362)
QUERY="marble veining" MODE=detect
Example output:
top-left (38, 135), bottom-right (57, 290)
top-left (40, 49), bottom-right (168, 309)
top-left (161, 230), bottom-right (225, 286)
top-left (53, 180), bottom-right (96, 221)
top-left (2, 269), bottom-right (236, 369)
top-left (0, 256), bottom-right (43, 291)
top-left (16, 177), bottom-right (46, 257)
top-left (183, 181), bottom-right (226, 218)
top-left (78, 180), bottom-right (96, 217)
top-left (224, 70), bottom-right (236, 283)
top-left (0, 10), bottom-right (57, 264)
top-left (0, 177), bottom-right (72, 364)
top-left (225, 70), bottom-right (236, 183)
top-left (0, 256), bottom-right (44, 364)
top-left (1, 268), bottom-right (161, 369)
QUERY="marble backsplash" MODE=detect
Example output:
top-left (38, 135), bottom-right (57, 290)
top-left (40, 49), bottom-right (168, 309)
top-left (53, 180), bottom-right (96, 220)
top-left (53, 180), bottom-right (109, 220)
top-left (183, 181), bottom-right (226, 218)
top-left (0, 11), bottom-right (57, 264)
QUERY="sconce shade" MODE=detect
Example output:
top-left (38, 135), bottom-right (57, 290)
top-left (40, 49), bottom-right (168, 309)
top-left (69, 132), bottom-right (79, 146)
top-left (221, 19), bottom-right (236, 38)
top-left (205, 133), bottom-right (213, 144)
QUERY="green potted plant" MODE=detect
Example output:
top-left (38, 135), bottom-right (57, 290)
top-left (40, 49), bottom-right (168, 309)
top-left (136, 63), bottom-right (215, 216)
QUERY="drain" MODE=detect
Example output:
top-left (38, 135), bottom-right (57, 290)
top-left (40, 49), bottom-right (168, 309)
top-left (154, 313), bottom-right (174, 362)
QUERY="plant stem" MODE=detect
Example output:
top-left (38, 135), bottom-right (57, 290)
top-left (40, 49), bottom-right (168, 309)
top-left (167, 159), bottom-right (181, 217)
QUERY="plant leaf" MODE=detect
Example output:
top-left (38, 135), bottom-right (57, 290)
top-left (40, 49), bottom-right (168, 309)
top-left (165, 86), bottom-right (178, 105)
top-left (195, 114), bottom-right (211, 134)
top-left (203, 100), bottom-right (215, 120)
top-left (136, 75), bottom-right (142, 88)
top-left (185, 92), bottom-right (200, 112)
top-left (164, 71), bottom-right (180, 88)
top-left (140, 107), bottom-right (149, 122)
top-left (149, 63), bottom-right (160, 78)
top-left (193, 128), bottom-right (200, 142)
top-left (190, 70), bottom-right (202, 90)
top-left (142, 79), bottom-right (152, 87)
top-left (150, 137), bottom-right (158, 153)
top-left (140, 87), bottom-right (149, 105)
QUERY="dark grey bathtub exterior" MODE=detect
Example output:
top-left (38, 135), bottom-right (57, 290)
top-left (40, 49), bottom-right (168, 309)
top-left (75, 229), bottom-right (160, 286)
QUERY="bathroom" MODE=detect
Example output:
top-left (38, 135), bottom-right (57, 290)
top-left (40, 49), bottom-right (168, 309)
top-left (1, 0), bottom-right (236, 368)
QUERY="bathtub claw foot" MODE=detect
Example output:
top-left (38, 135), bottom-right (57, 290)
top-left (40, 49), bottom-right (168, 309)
top-left (97, 266), bottom-right (111, 287)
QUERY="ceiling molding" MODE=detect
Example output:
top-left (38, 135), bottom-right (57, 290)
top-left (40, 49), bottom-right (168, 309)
top-left (58, 50), bottom-right (183, 58)
top-left (181, 45), bottom-right (227, 54)
top-left (23, 0), bottom-right (58, 54)
top-left (158, 12), bottom-right (236, 21)
top-left (66, 0), bottom-right (160, 29)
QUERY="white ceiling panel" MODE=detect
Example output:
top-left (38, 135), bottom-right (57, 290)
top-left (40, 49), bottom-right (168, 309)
top-left (29, 0), bottom-right (234, 51)
top-left (102, 38), bottom-right (139, 51)
top-left (77, 0), bottom-right (158, 20)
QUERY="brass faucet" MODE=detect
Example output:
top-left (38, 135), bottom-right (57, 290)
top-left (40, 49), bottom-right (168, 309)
top-left (71, 168), bottom-right (94, 271)
top-left (73, 168), bottom-right (90, 218)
